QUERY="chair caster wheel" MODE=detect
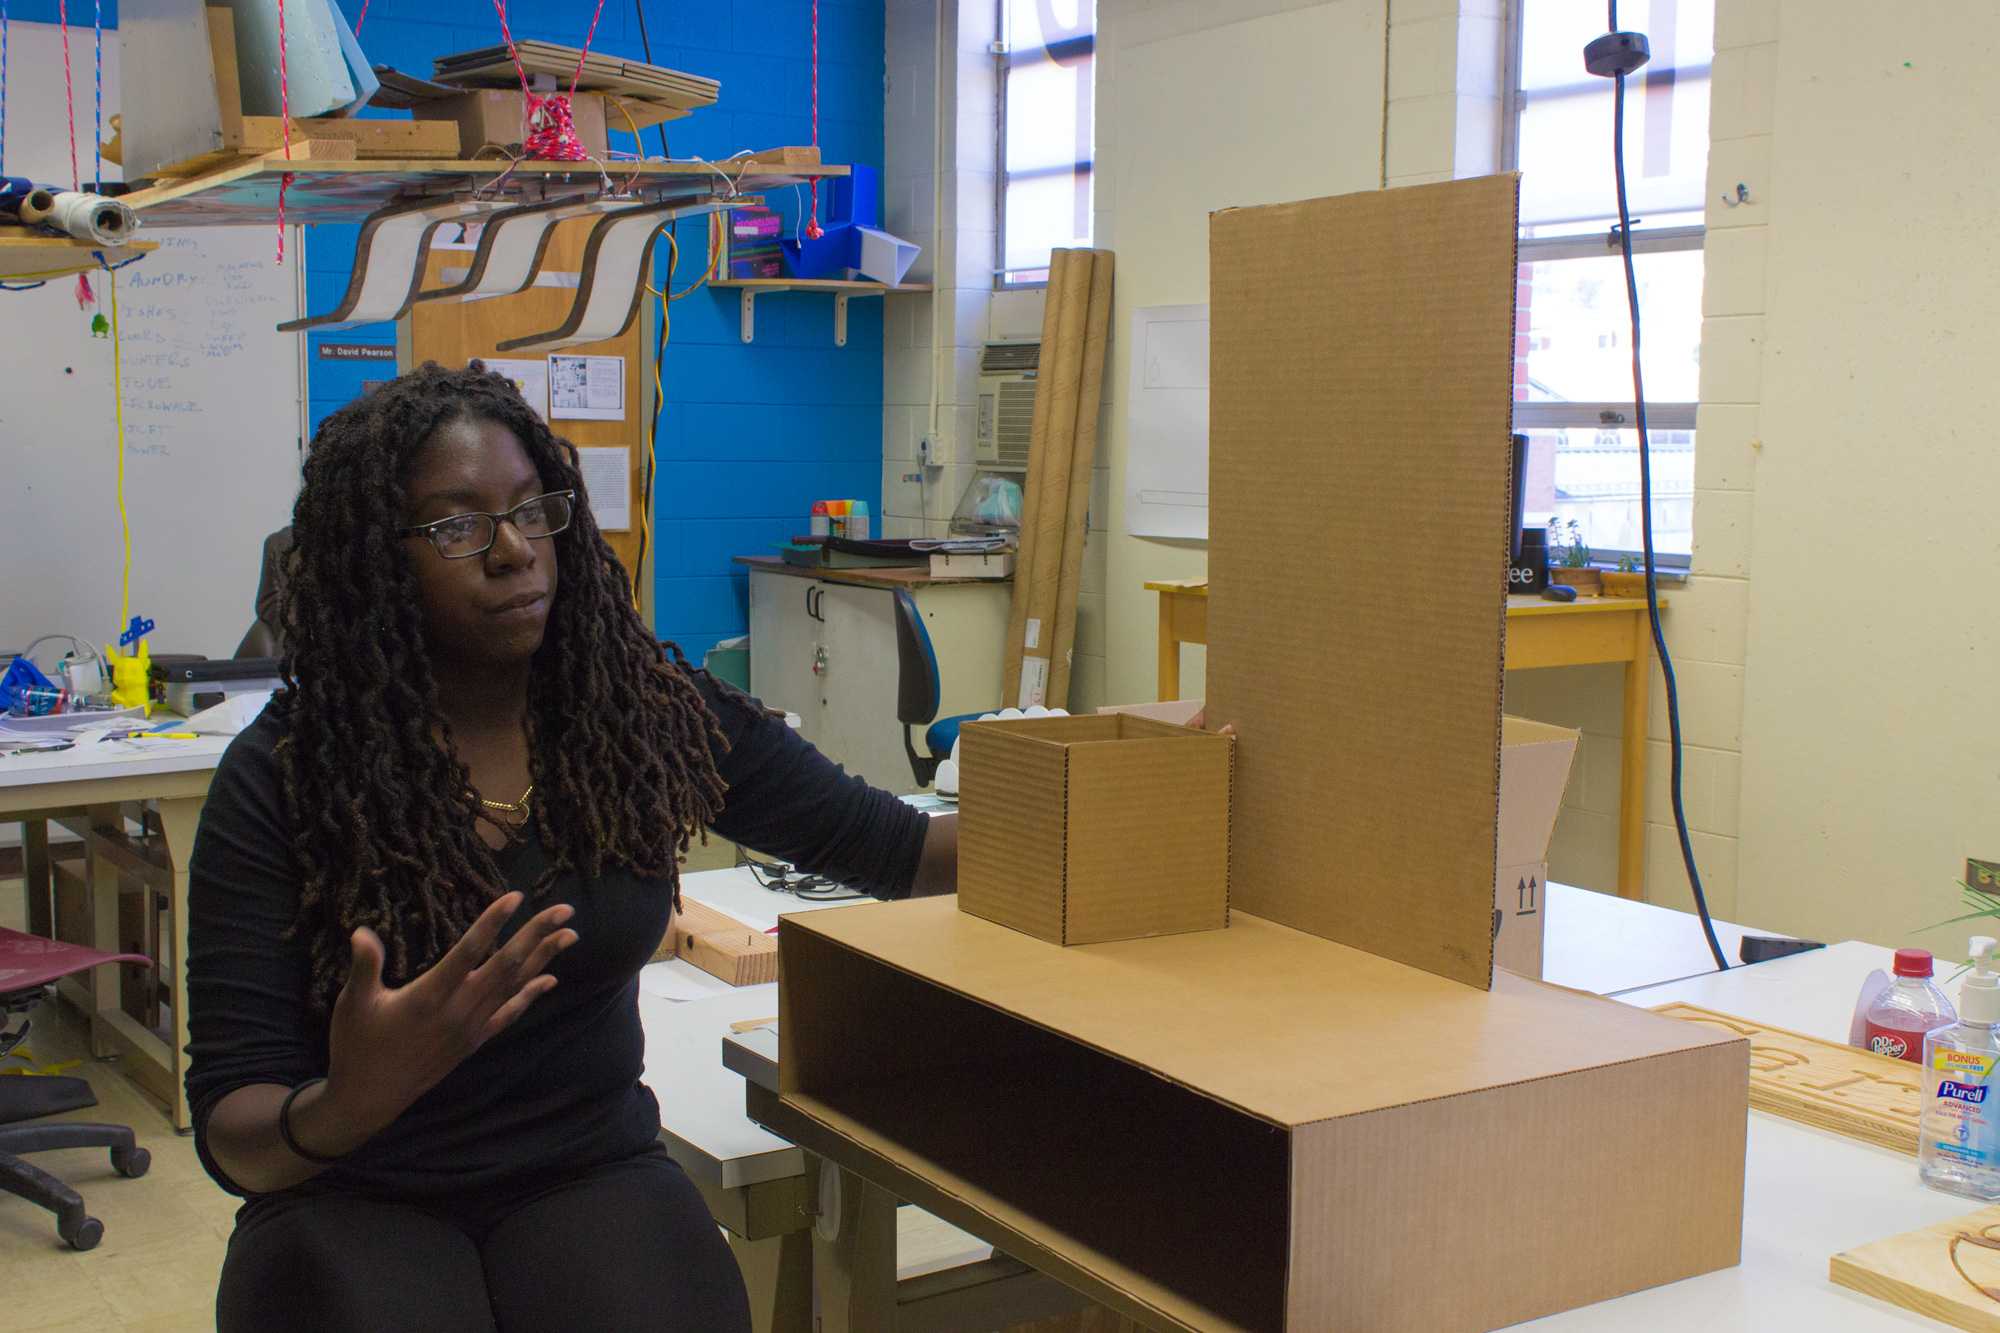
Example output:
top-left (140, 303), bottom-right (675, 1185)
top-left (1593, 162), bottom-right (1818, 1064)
top-left (61, 1215), bottom-right (104, 1251)
top-left (112, 1145), bottom-right (150, 1178)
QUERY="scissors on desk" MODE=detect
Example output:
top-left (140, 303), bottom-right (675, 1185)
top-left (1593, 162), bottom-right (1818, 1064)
top-left (2, 740), bottom-right (77, 757)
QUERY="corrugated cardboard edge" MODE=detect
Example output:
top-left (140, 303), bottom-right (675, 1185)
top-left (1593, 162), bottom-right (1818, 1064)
top-left (781, 907), bottom-right (1746, 1131)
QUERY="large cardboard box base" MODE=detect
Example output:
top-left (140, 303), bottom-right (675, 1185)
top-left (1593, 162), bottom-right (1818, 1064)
top-left (957, 713), bottom-right (1231, 945)
top-left (775, 899), bottom-right (1747, 1333)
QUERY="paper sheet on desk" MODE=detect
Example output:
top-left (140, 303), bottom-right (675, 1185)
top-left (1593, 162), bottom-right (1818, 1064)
top-left (639, 962), bottom-right (735, 1003)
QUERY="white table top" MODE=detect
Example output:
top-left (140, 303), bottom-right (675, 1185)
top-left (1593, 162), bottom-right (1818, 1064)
top-left (1541, 882), bottom-right (1770, 996)
top-left (1513, 938), bottom-right (1950, 1330)
top-left (0, 730), bottom-right (229, 790)
top-left (639, 868), bottom-right (859, 1188)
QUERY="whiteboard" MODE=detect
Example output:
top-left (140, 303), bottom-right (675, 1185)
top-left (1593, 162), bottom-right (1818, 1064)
top-left (1124, 304), bottom-right (1210, 539)
top-left (0, 20), bottom-right (303, 661)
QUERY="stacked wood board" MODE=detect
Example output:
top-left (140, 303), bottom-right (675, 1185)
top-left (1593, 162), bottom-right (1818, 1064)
top-left (433, 42), bottom-right (720, 126)
top-left (138, 8), bottom-right (460, 181)
top-left (1002, 247), bottom-right (1114, 708)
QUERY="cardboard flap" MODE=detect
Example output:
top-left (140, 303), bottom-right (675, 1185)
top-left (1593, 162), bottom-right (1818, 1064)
top-left (1205, 175), bottom-right (1522, 990)
top-left (1498, 716), bottom-right (1579, 866)
top-left (784, 897), bottom-right (1744, 1128)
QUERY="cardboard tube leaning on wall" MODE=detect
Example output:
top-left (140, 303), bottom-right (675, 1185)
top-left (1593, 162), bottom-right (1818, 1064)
top-left (1017, 249), bottom-right (1095, 707)
top-left (1047, 249), bottom-right (1115, 707)
top-left (1001, 248), bottom-right (1074, 705)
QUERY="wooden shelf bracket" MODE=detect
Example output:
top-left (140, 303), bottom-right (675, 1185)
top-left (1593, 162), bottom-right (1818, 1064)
top-left (737, 285), bottom-right (853, 347)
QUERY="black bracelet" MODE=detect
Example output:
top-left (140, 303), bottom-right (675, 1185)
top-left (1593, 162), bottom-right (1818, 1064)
top-left (278, 1077), bottom-right (346, 1165)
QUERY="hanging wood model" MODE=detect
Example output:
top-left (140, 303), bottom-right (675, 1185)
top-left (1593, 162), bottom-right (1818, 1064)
top-left (1002, 247), bottom-right (1115, 709)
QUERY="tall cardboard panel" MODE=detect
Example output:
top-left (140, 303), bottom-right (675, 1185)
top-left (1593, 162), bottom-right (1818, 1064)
top-left (1204, 176), bottom-right (1521, 989)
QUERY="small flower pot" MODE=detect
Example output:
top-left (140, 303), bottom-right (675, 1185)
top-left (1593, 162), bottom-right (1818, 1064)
top-left (1550, 566), bottom-right (1602, 595)
top-left (1600, 571), bottom-right (1647, 598)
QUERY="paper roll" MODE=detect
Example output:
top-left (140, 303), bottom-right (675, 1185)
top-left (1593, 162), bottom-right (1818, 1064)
top-left (1003, 248), bottom-right (1077, 705)
top-left (1048, 249), bottom-right (1115, 706)
top-left (1015, 249), bottom-right (1094, 707)
top-left (44, 191), bottom-right (140, 245)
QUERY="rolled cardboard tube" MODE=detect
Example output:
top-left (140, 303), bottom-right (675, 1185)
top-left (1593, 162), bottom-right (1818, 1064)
top-left (13, 188), bottom-right (59, 225)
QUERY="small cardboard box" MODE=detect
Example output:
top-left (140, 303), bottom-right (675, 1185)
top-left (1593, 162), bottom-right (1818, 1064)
top-left (771, 898), bottom-right (1749, 1332)
top-left (957, 713), bottom-right (1231, 945)
top-left (414, 90), bottom-right (609, 159)
top-left (1494, 716), bottom-right (1580, 978)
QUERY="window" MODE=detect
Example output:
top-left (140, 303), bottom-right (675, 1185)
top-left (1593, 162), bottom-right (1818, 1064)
top-left (1508, 0), bottom-right (1713, 562)
top-left (997, 0), bottom-right (1097, 287)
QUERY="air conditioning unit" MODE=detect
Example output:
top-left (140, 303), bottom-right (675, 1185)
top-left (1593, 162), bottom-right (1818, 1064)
top-left (975, 341), bottom-right (1038, 471)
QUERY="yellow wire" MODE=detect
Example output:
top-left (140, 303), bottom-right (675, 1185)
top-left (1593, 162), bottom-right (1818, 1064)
top-left (109, 268), bottom-right (131, 629)
top-left (631, 215), bottom-right (719, 610)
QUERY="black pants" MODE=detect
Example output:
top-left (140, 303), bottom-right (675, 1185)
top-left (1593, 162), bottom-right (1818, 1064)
top-left (216, 1146), bottom-right (751, 1333)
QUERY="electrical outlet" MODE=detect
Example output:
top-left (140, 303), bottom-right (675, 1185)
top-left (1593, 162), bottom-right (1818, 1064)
top-left (1970, 859), bottom-right (2000, 894)
top-left (918, 435), bottom-right (939, 467)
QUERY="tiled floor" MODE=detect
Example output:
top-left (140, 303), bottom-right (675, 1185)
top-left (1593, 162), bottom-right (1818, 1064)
top-left (3, 996), bottom-right (235, 1333)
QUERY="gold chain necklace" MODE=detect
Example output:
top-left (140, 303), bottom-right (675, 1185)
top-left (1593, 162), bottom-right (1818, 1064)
top-left (471, 783), bottom-right (534, 814)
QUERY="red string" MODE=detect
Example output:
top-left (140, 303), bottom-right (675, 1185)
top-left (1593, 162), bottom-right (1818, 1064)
top-left (523, 93), bottom-right (589, 161)
top-left (275, 0), bottom-right (291, 261)
top-left (491, 0), bottom-right (534, 97)
top-left (487, 0), bottom-right (608, 163)
top-left (805, 0), bottom-right (821, 239)
top-left (354, 0), bottom-right (368, 35)
top-left (58, 0), bottom-right (76, 191)
top-left (568, 0), bottom-right (608, 98)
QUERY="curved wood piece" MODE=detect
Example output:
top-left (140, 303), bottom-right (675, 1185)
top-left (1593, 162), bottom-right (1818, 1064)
top-left (414, 197), bottom-right (623, 304)
top-left (277, 196), bottom-right (512, 333)
top-left (494, 197), bottom-right (731, 352)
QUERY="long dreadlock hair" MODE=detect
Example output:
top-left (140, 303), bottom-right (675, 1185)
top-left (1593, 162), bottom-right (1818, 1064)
top-left (275, 361), bottom-right (727, 1012)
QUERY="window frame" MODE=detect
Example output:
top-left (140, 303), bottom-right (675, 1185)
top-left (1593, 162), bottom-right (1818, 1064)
top-left (1503, 1), bottom-right (1707, 571)
top-left (993, 0), bottom-right (1098, 290)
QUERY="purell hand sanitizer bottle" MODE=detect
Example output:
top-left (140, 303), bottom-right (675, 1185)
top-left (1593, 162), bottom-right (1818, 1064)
top-left (1920, 936), bottom-right (2000, 1200)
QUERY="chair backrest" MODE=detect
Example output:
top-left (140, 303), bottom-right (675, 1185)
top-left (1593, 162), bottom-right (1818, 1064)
top-left (235, 527), bottom-right (294, 660)
top-left (892, 589), bottom-right (941, 727)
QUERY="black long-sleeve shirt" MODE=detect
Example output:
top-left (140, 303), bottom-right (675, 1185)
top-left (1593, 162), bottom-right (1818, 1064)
top-left (184, 671), bottom-right (926, 1199)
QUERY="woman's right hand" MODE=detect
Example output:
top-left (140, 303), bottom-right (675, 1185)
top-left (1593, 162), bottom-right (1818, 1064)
top-left (302, 891), bottom-right (577, 1153)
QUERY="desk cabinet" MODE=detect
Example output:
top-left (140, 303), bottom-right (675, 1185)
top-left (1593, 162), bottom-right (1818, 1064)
top-left (746, 568), bottom-right (1009, 793)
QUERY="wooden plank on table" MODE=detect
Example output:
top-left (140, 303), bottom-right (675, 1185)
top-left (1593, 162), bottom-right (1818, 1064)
top-left (1832, 1204), bottom-right (2000, 1333)
top-left (656, 898), bottom-right (778, 986)
top-left (236, 116), bottom-right (461, 158)
top-left (1651, 1001), bottom-right (1921, 1153)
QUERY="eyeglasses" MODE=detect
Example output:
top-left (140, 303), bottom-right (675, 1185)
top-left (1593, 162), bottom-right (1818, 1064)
top-left (399, 491), bottom-right (576, 560)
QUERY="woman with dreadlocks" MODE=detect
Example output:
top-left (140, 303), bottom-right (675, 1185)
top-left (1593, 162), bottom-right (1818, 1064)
top-left (184, 362), bottom-right (955, 1332)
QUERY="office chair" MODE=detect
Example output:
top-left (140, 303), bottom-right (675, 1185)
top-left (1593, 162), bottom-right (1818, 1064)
top-left (891, 590), bottom-right (989, 787)
top-left (234, 527), bottom-right (294, 659)
top-left (0, 928), bottom-right (155, 1250)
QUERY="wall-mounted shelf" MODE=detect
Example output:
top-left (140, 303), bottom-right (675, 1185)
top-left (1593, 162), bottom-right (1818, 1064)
top-left (0, 228), bottom-right (157, 283)
top-left (710, 278), bottom-right (932, 347)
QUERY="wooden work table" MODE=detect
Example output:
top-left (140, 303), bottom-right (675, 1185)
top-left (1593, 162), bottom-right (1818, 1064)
top-left (1146, 579), bottom-right (1667, 901)
top-left (733, 554), bottom-right (1009, 591)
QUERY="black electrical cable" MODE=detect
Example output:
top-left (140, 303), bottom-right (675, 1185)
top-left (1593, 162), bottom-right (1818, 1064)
top-left (1598, 1), bottom-right (1728, 970)
top-left (630, 0), bottom-right (672, 160)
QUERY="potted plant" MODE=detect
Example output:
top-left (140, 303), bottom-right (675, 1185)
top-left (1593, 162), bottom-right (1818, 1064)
top-left (1602, 555), bottom-right (1647, 598)
top-left (1548, 520), bottom-right (1601, 595)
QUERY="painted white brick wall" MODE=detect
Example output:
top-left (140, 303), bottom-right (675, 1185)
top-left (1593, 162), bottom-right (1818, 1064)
top-left (884, 0), bottom-right (998, 540)
top-left (1497, 2), bottom-right (1774, 917)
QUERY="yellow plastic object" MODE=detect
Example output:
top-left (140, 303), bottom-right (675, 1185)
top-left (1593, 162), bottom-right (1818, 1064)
top-left (104, 639), bottom-right (152, 715)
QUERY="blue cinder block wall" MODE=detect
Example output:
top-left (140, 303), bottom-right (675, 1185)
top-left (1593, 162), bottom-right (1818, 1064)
top-left (301, 0), bottom-right (884, 662)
